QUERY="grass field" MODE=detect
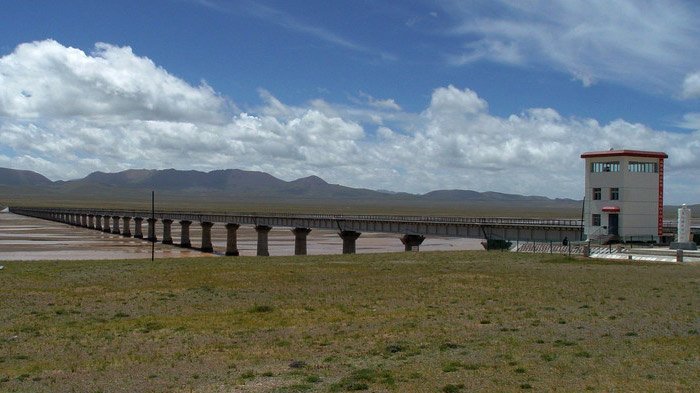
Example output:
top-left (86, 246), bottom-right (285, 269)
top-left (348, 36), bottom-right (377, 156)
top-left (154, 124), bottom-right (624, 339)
top-left (1, 251), bottom-right (698, 392)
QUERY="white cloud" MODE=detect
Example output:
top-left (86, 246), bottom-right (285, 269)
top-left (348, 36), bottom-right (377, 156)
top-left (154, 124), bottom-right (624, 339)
top-left (678, 113), bottom-right (700, 131)
top-left (448, 39), bottom-right (522, 66)
top-left (437, 0), bottom-right (700, 93)
top-left (1, 40), bottom-right (699, 203)
top-left (682, 71), bottom-right (700, 99)
top-left (0, 40), bottom-right (227, 123)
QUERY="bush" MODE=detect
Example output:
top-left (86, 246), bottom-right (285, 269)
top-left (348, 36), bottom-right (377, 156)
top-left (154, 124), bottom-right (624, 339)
top-left (482, 239), bottom-right (512, 250)
top-left (249, 305), bottom-right (273, 313)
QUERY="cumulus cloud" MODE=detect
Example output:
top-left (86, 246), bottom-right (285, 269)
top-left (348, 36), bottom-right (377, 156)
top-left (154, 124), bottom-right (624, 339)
top-left (1, 40), bottom-right (699, 203)
top-left (0, 40), bottom-right (227, 123)
top-left (436, 0), bottom-right (700, 93)
top-left (682, 71), bottom-right (700, 99)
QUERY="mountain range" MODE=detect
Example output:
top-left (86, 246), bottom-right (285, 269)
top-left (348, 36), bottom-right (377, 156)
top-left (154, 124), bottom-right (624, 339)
top-left (0, 167), bottom-right (570, 203)
top-left (1, 167), bottom-right (695, 218)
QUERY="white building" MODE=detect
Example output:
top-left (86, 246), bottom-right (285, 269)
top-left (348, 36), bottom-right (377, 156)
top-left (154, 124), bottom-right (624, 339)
top-left (581, 149), bottom-right (668, 242)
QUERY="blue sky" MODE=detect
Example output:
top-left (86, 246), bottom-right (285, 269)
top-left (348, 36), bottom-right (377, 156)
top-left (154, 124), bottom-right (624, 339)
top-left (1, 0), bottom-right (699, 203)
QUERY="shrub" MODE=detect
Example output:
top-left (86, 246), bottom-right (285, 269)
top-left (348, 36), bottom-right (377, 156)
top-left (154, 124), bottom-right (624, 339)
top-left (249, 305), bottom-right (273, 313)
top-left (443, 384), bottom-right (465, 393)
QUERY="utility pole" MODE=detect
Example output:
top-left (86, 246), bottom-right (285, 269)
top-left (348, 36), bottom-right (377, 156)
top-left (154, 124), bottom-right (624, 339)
top-left (151, 190), bottom-right (155, 262)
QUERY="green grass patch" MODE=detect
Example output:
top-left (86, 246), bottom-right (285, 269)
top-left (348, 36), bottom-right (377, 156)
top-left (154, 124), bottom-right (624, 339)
top-left (0, 251), bottom-right (698, 391)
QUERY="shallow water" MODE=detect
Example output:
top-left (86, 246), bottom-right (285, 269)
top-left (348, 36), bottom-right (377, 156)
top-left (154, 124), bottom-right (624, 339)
top-left (0, 212), bottom-right (484, 261)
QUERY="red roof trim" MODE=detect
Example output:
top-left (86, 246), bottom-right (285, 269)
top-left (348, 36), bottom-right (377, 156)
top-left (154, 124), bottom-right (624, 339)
top-left (602, 206), bottom-right (620, 212)
top-left (580, 150), bottom-right (668, 159)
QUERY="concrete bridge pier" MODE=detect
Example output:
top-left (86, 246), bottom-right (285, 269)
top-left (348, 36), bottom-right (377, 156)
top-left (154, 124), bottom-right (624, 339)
top-left (121, 217), bottom-right (132, 237)
top-left (179, 220), bottom-right (192, 248)
top-left (81, 214), bottom-right (88, 227)
top-left (95, 215), bottom-right (103, 230)
top-left (401, 234), bottom-right (426, 251)
top-left (112, 216), bottom-right (121, 234)
top-left (162, 219), bottom-right (173, 244)
top-left (200, 222), bottom-right (214, 252)
top-left (147, 218), bottom-right (158, 242)
top-left (225, 223), bottom-right (240, 256)
top-left (133, 217), bottom-right (144, 239)
top-left (292, 227), bottom-right (312, 255)
top-left (88, 214), bottom-right (94, 229)
top-left (103, 216), bottom-right (112, 233)
top-left (255, 225), bottom-right (272, 256)
top-left (339, 230), bottom-right (361, 254)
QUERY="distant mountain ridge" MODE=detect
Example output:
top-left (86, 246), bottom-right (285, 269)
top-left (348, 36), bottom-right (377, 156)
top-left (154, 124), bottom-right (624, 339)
top-left (1, 166), bottom-right (573, 203)
top-left (0, 167), bottom-right (52, 186)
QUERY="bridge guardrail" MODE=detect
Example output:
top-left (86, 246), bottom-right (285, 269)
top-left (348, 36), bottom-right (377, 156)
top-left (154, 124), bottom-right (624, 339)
top-left (10, 206), bottom-right (585, 227)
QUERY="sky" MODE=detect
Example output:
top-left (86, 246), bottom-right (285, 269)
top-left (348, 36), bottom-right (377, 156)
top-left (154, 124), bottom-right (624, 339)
top-left (0, 0), bottom-right (699, 203)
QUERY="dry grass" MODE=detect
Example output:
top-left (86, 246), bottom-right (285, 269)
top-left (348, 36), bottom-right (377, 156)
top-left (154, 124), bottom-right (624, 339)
top-left (0, 251), bottom-right (698, 392)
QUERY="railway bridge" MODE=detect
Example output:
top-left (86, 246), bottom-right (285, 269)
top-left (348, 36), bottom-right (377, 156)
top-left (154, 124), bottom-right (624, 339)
top-left (11, 207), bottom-right (584, 256)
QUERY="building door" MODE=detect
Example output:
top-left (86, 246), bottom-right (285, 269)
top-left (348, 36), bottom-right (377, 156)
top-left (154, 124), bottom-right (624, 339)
top-left (608, 214), bottom-right (619, 236)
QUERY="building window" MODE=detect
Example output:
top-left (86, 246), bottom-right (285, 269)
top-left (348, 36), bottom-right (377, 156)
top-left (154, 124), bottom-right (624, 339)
top-left (610, 187), bottom-right (619, 200)
top-left (628, 161), bottom-right (658, 173)
top-left (592, 214), bottom-right (601, 226)
top-left (593, 188), bottom-right (601, 200)
top-left (591, 161), bottom-right (620, 172)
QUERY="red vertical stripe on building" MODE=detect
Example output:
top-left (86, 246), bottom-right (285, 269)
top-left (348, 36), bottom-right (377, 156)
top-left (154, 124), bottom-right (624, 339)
top-left (658, 158), bottom-right (664, 236)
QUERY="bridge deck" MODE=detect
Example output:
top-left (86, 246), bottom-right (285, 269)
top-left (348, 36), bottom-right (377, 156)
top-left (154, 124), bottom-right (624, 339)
top-left (12, 207), bottom-right (584, 242)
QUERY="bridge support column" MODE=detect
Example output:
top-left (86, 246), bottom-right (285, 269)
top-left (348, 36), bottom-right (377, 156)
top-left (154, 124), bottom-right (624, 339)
top-left (103, 216), bottom-right (112, 233)
top-left (179, 220), bottom-right (192, 248)
top-left (133, 217), bottom-right (144, 239)
top-left (81, 214), bottom-right (88, 227)
top-left (162, 219), bottom-right (173, 244)
top-left (147, 218), bottom-right (158, 242)
top-left (255, 225), bottom-right (272, 256)
top-left (401, 234), bottom-right (425, 251)
top-left (88, 214), bottom-right (94, 229)
top-left (200, 222), bottom-right (214, 252)
top-left (292, 227), bottom-right (312, 255)
top-left (225, 223), bottom-right (240, 256)
top-left (339, 230), bottom-right (361, 254)
top-left (112, 216), bottom-right (121, 234)
top-left (95, 215), bottom-right (103, 230)
top-left (121, 217), bottom-right (131, 237)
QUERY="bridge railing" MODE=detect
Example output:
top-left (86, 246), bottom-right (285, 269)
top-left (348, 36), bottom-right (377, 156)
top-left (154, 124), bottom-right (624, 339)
top-left (11, 206), bottom-right (585, 227)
